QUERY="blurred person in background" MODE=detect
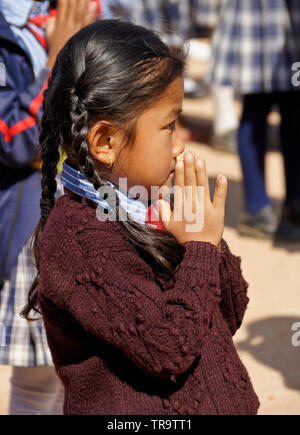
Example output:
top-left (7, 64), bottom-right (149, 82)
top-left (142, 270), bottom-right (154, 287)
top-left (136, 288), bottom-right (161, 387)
top-left (206, 0), bottom-right (300, 241)
top-left (0, 0), bottom-right (99, 414)
top-left (131, 0), bottom-right (193, 46)
top-left (131, 0), bottom-right (209, 96)
top-left (195, 0), bottom-right (239, 153)
top-left (130, 0), bottom-right (211, 141)
top-left (130, 0), bottom-right (239, 149)
top-left (101, 0), bottom-right (135, 20)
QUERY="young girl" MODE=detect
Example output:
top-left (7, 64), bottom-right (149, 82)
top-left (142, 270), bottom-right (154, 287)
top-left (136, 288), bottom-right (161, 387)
top-left (22, 19), bottom-right (260, 415)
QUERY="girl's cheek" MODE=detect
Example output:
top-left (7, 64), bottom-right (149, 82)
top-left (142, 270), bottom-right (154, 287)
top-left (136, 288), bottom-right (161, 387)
top-left (164, 134), bottom-right (174, 155)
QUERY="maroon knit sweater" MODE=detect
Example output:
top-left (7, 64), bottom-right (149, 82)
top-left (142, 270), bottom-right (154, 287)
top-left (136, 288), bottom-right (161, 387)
top-left (37, 194), bottom-right (260, 415)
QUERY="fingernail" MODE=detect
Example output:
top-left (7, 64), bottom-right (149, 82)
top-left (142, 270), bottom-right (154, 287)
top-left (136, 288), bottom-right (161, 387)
top-left (196, 157), bottom-right (203, 168)
top-left (177, 160), bottom-right (184, 169)
top-left (219, 175), bottom-right (226, 184)
top-left (186, 152), bottom-right (193, 163)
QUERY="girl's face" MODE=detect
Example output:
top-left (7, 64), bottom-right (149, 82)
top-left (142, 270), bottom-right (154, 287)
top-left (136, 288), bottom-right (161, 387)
top-left (113, 76), bottom-right (185, 201)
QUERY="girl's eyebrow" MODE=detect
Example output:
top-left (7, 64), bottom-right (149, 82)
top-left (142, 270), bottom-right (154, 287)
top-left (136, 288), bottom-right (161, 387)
top-left (166, 107), bottom-right (183, 119)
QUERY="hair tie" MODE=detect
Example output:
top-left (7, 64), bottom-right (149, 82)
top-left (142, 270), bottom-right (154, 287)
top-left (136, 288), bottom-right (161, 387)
top-left (40, 197), bottom-right (54, 219)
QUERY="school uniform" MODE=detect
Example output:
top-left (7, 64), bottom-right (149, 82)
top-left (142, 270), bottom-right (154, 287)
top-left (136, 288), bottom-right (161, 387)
top-left (0, 0), bottom-right (52, 367)
top-left (36, 160), bottom-right (260, 415)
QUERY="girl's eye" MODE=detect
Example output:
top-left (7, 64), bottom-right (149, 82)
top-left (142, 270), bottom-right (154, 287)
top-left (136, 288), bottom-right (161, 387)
top-left (165, 121), bottom-right (176, 132)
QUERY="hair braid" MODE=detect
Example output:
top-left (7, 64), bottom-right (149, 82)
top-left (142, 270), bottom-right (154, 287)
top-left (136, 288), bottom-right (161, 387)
top-left (69, 97), bottom-right (128, 222)
top-left (70, 88), bottom-right (102, 190)
top-left (40, 89), bottom-right (60, 214)
top-left (21, 90), bottom-right (60, 320)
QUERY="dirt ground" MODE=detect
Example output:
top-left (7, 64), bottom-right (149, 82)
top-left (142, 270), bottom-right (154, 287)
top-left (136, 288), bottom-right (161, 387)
top-left (0, 46), bottom-right (299, 415)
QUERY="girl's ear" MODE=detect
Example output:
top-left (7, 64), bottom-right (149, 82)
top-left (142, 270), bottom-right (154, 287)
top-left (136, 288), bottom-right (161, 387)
top-left (87, 120), bottom-right (117, 167)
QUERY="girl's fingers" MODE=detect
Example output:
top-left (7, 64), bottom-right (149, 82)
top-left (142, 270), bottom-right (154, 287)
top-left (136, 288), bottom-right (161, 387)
top-left (195, 157), bottom-right (210, 203)
top-left (184, 152), bottom-right (196, 188)
top-left (183, 152), bottom-right (197, 213)
top-left (173, 159), bottom-right (184, 218)
top-left (212, 175), bottom-right (227, 210)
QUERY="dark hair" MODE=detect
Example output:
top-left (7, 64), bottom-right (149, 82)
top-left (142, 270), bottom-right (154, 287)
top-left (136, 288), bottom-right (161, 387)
top-left (21, 19), bottom-right (187, 320)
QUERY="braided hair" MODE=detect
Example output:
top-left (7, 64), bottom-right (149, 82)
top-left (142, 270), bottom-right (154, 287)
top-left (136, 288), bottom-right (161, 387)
top-left (21, 19), bottom-right (187, 320)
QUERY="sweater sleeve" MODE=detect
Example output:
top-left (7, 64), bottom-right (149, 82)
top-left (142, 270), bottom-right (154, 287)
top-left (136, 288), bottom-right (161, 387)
top-left (39, 221), bottom-right (222, 384)
top-left (218, 239), bottom-right (249, 336)
top-left (0, 59), bottom-right (50, 168)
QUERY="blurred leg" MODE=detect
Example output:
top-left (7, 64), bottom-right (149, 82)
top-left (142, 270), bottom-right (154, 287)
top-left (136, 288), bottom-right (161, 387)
top-left (277, 91), bottom-right (300, 205)
top-left (238, 93), bottom-right (273, 214)
top-left (9, 366), bottom-right (64, 415)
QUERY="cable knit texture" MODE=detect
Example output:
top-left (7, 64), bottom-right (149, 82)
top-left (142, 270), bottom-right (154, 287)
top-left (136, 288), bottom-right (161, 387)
top-left (37, 195), bottom-right (260, 415)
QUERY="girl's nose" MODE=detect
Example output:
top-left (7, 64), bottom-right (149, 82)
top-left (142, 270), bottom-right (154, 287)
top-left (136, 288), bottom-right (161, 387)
top-left (173, 133), bottom-right (185, 158)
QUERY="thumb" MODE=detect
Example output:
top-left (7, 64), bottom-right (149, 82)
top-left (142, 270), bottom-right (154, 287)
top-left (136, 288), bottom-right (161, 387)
top-left (212, 175), bottom-right (227, 210)
top-left (156, 199), bottom-right (171, 227)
